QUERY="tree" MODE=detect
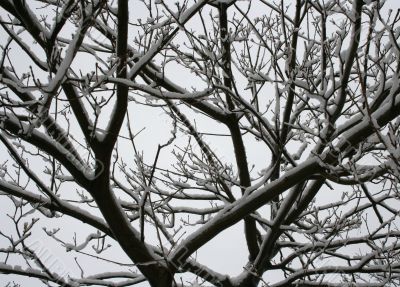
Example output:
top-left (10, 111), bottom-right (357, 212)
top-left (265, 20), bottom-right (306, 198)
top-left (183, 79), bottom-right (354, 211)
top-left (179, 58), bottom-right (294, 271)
top-left (0, 0), bottom-right (400, 286)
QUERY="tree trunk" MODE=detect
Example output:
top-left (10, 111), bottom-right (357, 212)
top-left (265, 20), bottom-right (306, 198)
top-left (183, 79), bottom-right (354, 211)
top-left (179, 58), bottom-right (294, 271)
top-left (147, 270), bottom-right (174, 287)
